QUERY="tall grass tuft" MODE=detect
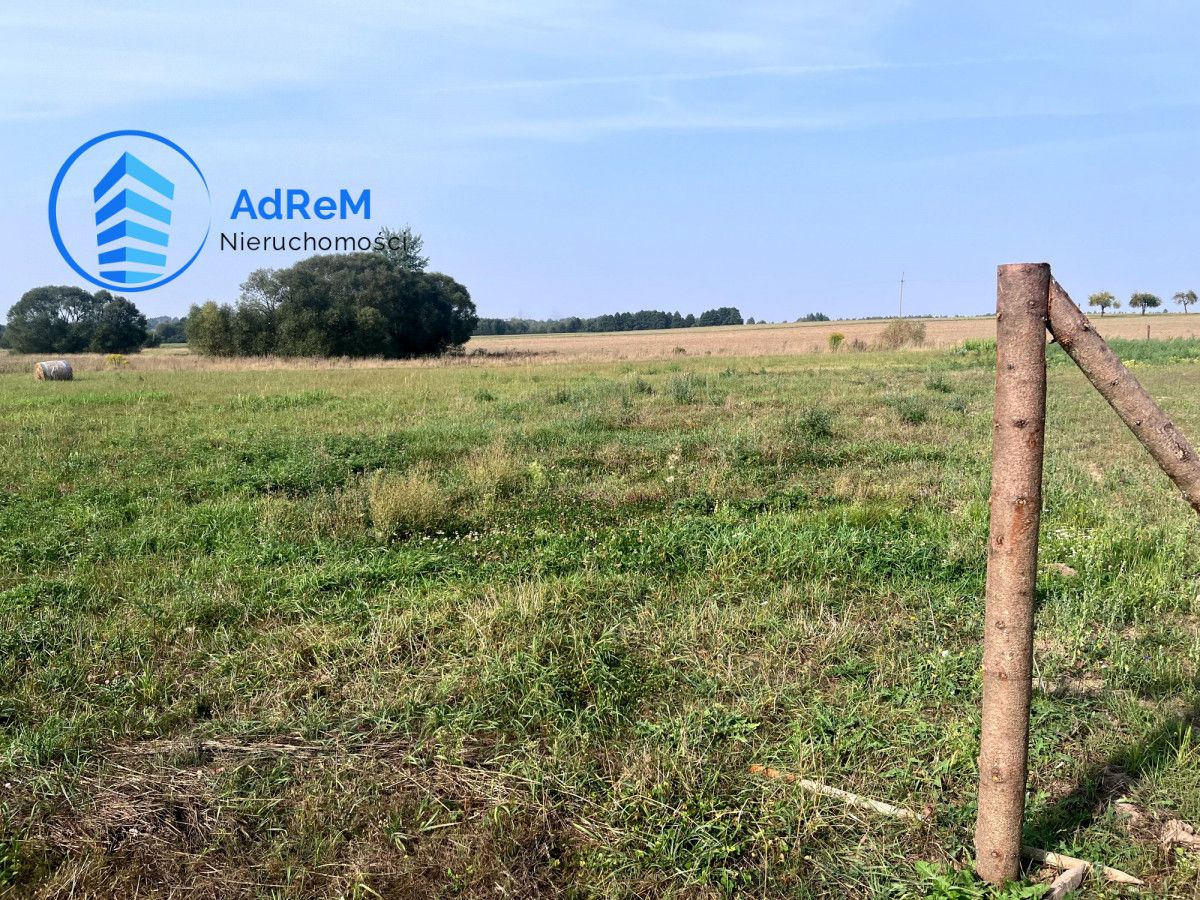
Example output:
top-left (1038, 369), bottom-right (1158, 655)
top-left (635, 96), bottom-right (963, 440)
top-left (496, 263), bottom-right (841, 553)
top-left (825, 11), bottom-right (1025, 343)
top-left (668, 373), bottom-right (704, 404)
top-left (461, 442), bottom-right (525, 510)
top-left (368, 465), bottom-right (451, 537)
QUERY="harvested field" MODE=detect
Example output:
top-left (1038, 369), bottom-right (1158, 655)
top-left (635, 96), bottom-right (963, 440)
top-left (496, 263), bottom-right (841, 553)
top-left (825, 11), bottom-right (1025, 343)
top-left (466, 313), bottom-right (1200, 361)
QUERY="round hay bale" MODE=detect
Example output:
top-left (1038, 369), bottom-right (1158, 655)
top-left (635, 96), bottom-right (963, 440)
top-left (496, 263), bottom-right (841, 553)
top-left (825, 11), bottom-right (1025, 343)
top-left (35, 360), bottom-right (73, 381)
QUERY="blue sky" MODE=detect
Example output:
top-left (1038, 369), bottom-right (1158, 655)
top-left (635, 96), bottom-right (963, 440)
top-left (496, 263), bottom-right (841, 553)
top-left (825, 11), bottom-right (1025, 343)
top-left (4, 2), bottom-right (1199, 321)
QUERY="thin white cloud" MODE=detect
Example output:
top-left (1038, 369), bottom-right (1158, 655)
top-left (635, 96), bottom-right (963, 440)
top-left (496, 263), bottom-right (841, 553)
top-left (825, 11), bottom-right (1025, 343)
top-left (416, 62), bottom-right (900, 96)
top-left (0, 0), bottom-right (905, 121)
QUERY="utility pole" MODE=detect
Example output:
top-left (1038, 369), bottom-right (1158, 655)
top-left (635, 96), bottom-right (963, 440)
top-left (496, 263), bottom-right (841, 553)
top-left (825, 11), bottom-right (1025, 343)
top-left (899, 271), bottom-right (905, 318)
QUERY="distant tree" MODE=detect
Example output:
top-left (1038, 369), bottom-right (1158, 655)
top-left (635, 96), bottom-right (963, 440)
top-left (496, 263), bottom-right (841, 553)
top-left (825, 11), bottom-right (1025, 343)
top-left (698, 306), bottom-right (744, 327)
top-left (0, 323), bottom-right (7, 348)
top-left (191, 254), bottom-right (475, 358)
top-left (799, 312), bottom-right (830, 322)
top-left (1087, 291), bottom-right (1118, 315)
top-left (88, 293), bottom-right (149, 353)
top-left (1174, 290), bottom-right (1197, 313)
top-left (375, 226), bottom-right (429, 272)
top-left (746, 317), bottom-right (756, 324)
top-left (186, 301), bottom-right (235, 355)
top-left (3, 285), bottom-right (151, 353)
top-left (152, 317), bottom-right (187, 344)
top-left (1128, 292), bottom-right (1162, 315)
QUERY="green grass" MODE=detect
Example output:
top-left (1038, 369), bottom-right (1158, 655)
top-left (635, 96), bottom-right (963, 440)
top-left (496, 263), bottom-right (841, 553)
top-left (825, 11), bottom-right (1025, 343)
top-left (1, 349), bottom-right (1198, 897)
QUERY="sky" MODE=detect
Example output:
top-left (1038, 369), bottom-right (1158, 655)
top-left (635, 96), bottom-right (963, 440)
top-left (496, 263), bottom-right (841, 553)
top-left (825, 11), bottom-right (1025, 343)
top-left (3, 1), bottom-right (1199, 322)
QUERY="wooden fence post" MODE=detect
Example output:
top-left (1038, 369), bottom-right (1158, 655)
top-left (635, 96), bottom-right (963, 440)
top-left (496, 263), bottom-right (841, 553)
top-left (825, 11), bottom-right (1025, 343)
top-left (976, 263), bottom-right (1051, 884)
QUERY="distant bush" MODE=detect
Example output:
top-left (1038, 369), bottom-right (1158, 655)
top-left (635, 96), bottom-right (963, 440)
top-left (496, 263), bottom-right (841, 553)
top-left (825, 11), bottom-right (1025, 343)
top-left (828, 333), bottom-right (845, 351)
top-left (876, 319), bottom-right (926, 350)
top-left (791, 407), bottom-right (835, 442)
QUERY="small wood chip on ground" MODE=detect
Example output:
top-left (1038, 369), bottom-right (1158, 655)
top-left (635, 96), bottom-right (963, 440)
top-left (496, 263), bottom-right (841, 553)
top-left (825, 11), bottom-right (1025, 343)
top-left (1161, 819), bottom-right (1200, 850)
top-left (748, 764), bottom-right (927, 821)
top-left (1022, 847), bottom-right (1143, 886)
top-left (1046, 863), bottom-right (1088, 899)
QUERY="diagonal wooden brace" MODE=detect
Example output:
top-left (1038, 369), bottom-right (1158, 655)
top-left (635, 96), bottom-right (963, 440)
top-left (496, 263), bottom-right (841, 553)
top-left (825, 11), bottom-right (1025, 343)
top-left (1047, 280), bottom-right (1200, 516)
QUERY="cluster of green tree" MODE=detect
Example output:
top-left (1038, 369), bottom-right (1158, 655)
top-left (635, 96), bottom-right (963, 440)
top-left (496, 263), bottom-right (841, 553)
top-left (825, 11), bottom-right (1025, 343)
top-left (474, 305), bottom-right (744, 336)
top-left (797, 312), bottom-right (830, 322)
top-left (146, 316), bottom-right (187, 344)
top-left (1, 286), bottom-right (149, 353)
top-left (1088, 290), bottom-right (1197, 315)
top-left (187, 233), bottom-right (475, 358)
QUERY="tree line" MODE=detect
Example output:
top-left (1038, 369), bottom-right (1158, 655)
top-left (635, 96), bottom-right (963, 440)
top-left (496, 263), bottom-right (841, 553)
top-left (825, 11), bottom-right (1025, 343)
top-left (475, 305), bottom-right (744, 335)
top-left (3, 227), bottom-right (477, 359)
top-left (1088, 289), bottom-right (1197, 315)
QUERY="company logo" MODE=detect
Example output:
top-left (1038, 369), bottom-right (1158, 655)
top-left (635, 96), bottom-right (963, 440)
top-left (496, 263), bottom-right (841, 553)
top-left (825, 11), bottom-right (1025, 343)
top-left (49, 130), bottom-right (209, 292)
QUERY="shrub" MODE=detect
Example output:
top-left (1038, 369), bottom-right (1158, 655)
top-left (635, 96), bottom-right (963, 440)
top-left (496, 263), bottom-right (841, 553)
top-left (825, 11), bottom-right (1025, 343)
top-left (367, 466), bottom-right (451, 537)
top-left (893, 395), bottom-right (930, 425)
top-left (925, 374), bottom-right (952, 393)
top-left (876, 319), bottom-right (926, 350)
top-left (790, 407), bottom-right (835, 442)
top-left (105, 353), bottom-right (129, 368)
top-left (828, 333), bottom-right (845, 352)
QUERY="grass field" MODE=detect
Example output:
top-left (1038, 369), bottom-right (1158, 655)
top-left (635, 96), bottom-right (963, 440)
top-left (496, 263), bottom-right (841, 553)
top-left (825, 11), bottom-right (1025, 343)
top-left (2, 338), bottom-right (1199, 897)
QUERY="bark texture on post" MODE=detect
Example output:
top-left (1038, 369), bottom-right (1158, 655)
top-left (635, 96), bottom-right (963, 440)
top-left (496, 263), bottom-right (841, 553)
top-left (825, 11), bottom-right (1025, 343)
top-left (1047, 280), bottom-right (1200, 515)
top-left (976, 263), bottom-right (1050, 884)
